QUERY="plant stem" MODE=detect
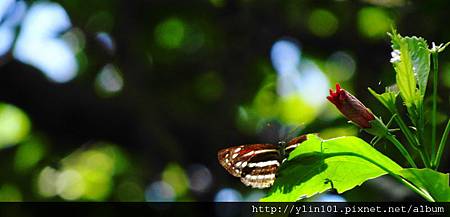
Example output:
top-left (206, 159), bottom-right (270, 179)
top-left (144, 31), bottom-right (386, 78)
top-left (385, 133), bottom-right (417, 168)
top-left (433, 119), bottom-right (450, 169)
top-left (392, 113), bottom-right (430, 168)
top-left (431, 52), bottom-right (439, 164)
top-left (323, 152), bottom-right (434, 202)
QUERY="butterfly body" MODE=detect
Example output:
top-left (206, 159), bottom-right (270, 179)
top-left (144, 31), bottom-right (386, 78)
top-left (217, 135), bottom-right (306, 189)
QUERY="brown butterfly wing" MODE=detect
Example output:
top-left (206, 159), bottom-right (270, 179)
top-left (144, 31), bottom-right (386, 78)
top-left (218, 144), bottom-right (281, 188)
top-left (217, 135), bottom-right (308, 189)
top-left (284, 134), bottom-right (307, 155)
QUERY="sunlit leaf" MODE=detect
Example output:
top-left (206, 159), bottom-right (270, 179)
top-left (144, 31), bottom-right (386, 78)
top-left (261, 134), bottom-right (403, 201)
top-left (389, 31), bottom-right (419, 108)
top-left (368, 87), bottom-right (398, 113)
top-left (262, 135), bottom-right (402, 201)
top-left (399, 36), bottom-right (430, 96)
top-left (399, 168), bottom-right (450, 202)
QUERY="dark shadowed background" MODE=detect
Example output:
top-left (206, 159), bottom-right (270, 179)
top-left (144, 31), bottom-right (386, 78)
top-left (0, 0), bottom-right (448, 202)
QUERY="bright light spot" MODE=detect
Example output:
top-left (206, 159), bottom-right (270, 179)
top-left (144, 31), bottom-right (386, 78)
top-left (278, 94), bottom-right (315, 125)
top-left (13, 2), bottom-right (78, 83)
top-left (238, 39), bottom-right (331, 131)
top-left (38, 144), bottom-right (125, 201)
top-left (162, 163), bottom-right (189, 197)
top-left (0, 0), bottom-right (26, 56)
top-left (188, 164), bottom-right (212, 193)
top-left (0, 184), bottom-right (22, 201)
top-left (214, 188), bottom-right (242, 202)
top-left (0, 103), bottom-right (31, 148)
top-left (95, 32), bottom-right (115, 54)
top-left (60, 144), bottom-right (125, 201)
top-left (100, 145), bottom-right (128, 174)
top-left (37, 166), bottom-right (59, 197)
top-left (294, 59), bottom-right (329, 106)
top-left (315, 193), bottom-right (346, 202)
top-left (271, 40), bottom-right (329, 107)
top-left (357, 7), bottom-right (392, 39)
top-left (56, 169), bottom-right (85, 200)
top-left (14, 136), bottom-right (45, 172)
top-left (325, 51), bottom-right (356, 81)
top-left (271, 39), bottom-right (301, 75)
top-left (145, 181), bottom-right (175, 202)
top-left (79, 150), bottom-right (114, 175)
top-left (63, 28), bottom-right (85, 53)
top-left (154, 17), bottom-right (186, 49)
top-left (81, 173), bottom-right (112, 201)
top-left (0, 26), bottom-right (14, 55)
top-left (95, 64), bottom-right (124, 96)
top-left (0, 0), bottom-right (14, 17)
top-left (308, 9), bottom-right (338, 37)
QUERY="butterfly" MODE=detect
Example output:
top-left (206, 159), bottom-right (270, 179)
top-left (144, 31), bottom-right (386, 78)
top-left (217, 135), bottom-right (307, 189)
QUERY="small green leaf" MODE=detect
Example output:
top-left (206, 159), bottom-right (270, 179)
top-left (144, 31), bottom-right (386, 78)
top-left (368, 87), bottom-right (398, 113)
top-left (261, 134), bottom-right (403, 201)
top-left (399, 168), bottom-right (450, 202)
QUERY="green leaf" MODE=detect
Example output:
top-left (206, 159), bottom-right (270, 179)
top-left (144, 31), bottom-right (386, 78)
top-left (406, 38), bottom-right (430, 96)
top-left (389, 31), bottom-right (419, 107)
top-left (399, 168), bottom-right (450, 202)
top-left (261, 134), bottom-right (403, 202)
top-left (389, 31), bottom-right (430, 130)
top-left (368, 87), bottom-right (398, 113)
top-left (389, 31), bottom-right (430, 96)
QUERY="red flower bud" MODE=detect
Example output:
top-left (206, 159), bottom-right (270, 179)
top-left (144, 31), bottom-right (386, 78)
top-left (327, 83), bottom-right (375, 129)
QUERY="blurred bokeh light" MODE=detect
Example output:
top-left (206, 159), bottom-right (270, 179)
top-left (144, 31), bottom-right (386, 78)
top-left (13, 2), bottom-right (78, 83)
top-left (0, 0), bottom-right (447, 203)
top-left (0, 103), bottom-right (30, 148)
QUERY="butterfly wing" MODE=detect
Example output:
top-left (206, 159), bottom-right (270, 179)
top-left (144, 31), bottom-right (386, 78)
top-left (218, 144), bottom-right (281, 189)
top-left (284, 134), bottom-right (307, 156)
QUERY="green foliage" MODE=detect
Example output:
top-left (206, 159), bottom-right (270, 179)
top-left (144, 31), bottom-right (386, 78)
top-left (389, 31), bottom-right (421, 108)
top-left (399, 168), bottom-right (450, 201)
top-left (388, 30), bottom-right (430, 133)
top-left (368, 87), bottom-right (398, 113)
top-left (261, 134), bottom-right (403, 202)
